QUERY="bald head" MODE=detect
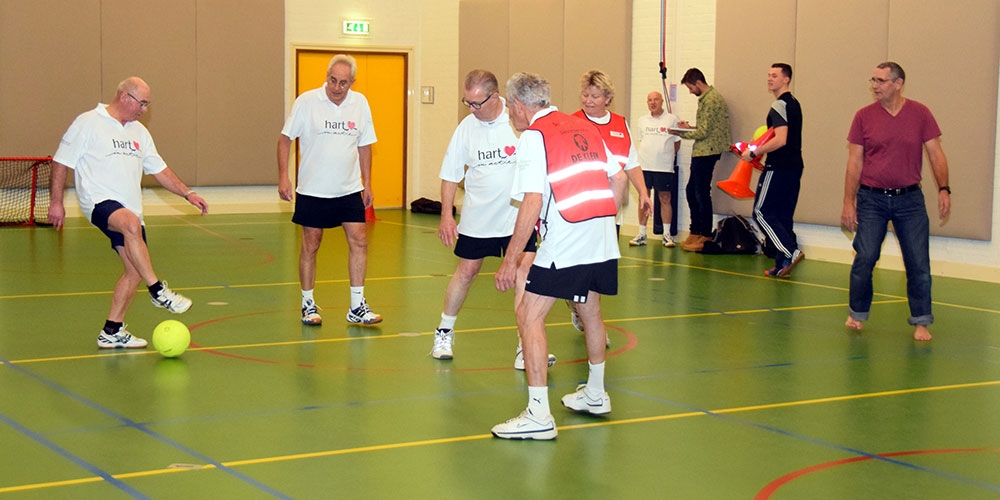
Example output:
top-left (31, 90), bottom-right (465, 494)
top-left (646, 91), bottom-right (664, 116)
top-left (108, 76), bottom-right (151, 124)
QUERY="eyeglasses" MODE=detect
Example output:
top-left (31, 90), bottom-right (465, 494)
top-left (869, 77), bottom-right (895, 85)
top-left (328, 78), bottom-right (352, 89)
top-left (126, 93), bottom-right (150, 108)
top-left (461, 92), bottom-right (495, 110)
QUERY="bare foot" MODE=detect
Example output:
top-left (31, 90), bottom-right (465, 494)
top-left (845, 317), bottom-right (863, 331)
top-left (913, 325), bottom-right (932, 341)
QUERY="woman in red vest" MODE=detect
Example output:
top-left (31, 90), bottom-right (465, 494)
top-left (568, 70), bottom-right (652, 335)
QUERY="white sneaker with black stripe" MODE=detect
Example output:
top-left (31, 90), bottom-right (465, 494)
top-left (97, 326), bottom-right (148, 349)
top-left (513, 346), bottom-right (556, 370)
top-left (346, 298), bottom-right (382, 325)
top-left (150, 282), bottom-right (192, 314)
top-left (561, 384), bottom-right (611, 415)
top-left (491, 408), bottom-right (557, 440)
top-left (431, 328), bottom-right (454, 359)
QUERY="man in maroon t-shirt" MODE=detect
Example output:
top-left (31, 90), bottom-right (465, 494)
top-left (840, 62), bottom-right (951, 341)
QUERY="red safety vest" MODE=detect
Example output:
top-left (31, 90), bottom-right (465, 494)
top-left (573, 110), bottom-right (631, 167)
top-left (528, 111), bottom-right (618, 223)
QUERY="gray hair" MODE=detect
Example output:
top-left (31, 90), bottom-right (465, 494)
top-left (328, 54), bottom-right (358, 78)
top-left (505, 72), bottom-right (550, 108)
top-left (465, 70), bottom-right (499, 96)
top-left (877, 61), bottom-right (905, 83)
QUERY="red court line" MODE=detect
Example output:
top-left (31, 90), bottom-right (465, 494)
top-left (755, 447), bottom-right (998, 499)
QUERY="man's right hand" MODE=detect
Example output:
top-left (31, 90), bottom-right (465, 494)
top-left (438, 216), bottom-right (458, 247)
top-left (840, 203), bottom-right (857, 232)
top-left (48, 202), bottom-right (65, 230)
top-left (278, 178), bottom-right (293, 201)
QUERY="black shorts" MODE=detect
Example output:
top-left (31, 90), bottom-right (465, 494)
top-left (454, 232), bottom-right (538, 260)
top-left (292, 192), bottom-right (366, 229)
top-left (91, 199), bottom-right (147, 250)
top-left (643, 170), bottom-right (676, 193)
top-left (525, 259), bottom-right (618, 303)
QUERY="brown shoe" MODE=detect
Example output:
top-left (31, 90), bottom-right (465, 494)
top-left (681, 233), bottom-right (697, 246)
top-left (681, 234), bottom-right (708, 252)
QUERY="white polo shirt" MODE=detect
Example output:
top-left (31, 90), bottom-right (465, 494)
top-left (281, 86), bottom-right (377, 198)
top-left (53, 104), bottom-right (167, 223)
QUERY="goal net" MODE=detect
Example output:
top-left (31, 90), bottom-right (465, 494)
top-left (0, 157), bottom-right (52, 226)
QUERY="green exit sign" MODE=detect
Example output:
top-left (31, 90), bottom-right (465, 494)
top-left (343, 20), bottom-right (370, 35)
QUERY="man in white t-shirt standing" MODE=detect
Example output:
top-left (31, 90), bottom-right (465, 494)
top-left (631, 90), bottom-right (681, 247)
top-left (491, 72), bottom-right (627, 440)
top-left (278, 54), bottom-right (381, 326)
top-left (432, 70), bottom-right (553, 368)
top-left (48, 77), bottom-right (209, 350)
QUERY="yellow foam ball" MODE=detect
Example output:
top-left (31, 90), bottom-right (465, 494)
top-left (153, 320), bottom-right (191, 358)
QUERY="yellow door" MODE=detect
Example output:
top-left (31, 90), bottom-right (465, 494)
top-left (295, 51), bottom-right (407, 208)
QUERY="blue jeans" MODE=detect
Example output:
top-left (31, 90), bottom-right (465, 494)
top-left (849, 188), bottom-right (932, 325)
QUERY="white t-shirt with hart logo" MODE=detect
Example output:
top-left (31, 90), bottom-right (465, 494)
top-left (281, 85), bottom-right (378, 198)
top-left (438, 98), bottom-right (520, 238)
top-left (53, 103), bottom-right (167, 223)
top-left (636, 111), bottom-right (680, 173)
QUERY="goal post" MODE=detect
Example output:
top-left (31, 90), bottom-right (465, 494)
top-left (0, 157), bottom-right (53, 226)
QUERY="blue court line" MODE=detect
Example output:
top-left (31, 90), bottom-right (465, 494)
top-left (612, 385), bottom-right (1000, 494)
top-left (0, 357), bottom-right (293, 499)
top-left (0, 412), bottom-right (149, 499)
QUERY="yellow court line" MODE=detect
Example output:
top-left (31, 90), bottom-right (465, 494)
top-left (2, 379), bottom-right (997, 495)
top-left (0, 297), bottom-right (935, 366)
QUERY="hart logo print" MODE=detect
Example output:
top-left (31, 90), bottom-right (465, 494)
top-left (321, 119), bottom-right (360, 136)
top-left (504, 145), bottom-right (517, 156)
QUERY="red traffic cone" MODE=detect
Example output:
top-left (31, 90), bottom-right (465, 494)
top-left (365, 205), bottom-right (379, 222)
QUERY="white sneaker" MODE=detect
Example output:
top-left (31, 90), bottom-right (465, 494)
top-left (150, 282), bottom-right (192, 314)
top-left (431, 328), bottom-right (454, 360)
top-left (513, 346), bottom-right (556, 370)
top-left (97, 326), bottom-right (148, 349)
top-left (662, 234), bottom-right (676, 248)
top-left (628, 234), bottom-right (647, 246)
top-left (566, 300), bottom-right (584, 332)
top-left (491, 409), bottom-right (557, 440)
top-left (301, 298), bottom-right (322, 325)
top-left (346, 298), bottom-right (382, 325)
top-left (561, 384), bottom-right (611, 415)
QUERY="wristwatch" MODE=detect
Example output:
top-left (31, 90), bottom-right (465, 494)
top-left (939, 186), bottom-right (951, 194)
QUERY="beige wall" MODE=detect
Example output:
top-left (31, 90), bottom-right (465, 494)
top-left (459, 0), bottom-right (632, 119)
top-left (714, 0), bottom-right (998, 240)
top-left (0, 0), bottom-right (284, 186)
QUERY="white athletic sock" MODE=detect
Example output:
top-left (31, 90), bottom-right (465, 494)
top-left (302, 289), bottom-right (314, 306)
top-left (587, 361), bottom-right (606, 394)
top-left (638, 225), bottom-right (647, 237)
top-left (664, 224), bottom-right (672, 236)
top-left (439, 313), bottom-right (457, 330)
top-left (527, 386), bottom-right (551, 417)
top-left (350, 287), bottom-right (364, 309)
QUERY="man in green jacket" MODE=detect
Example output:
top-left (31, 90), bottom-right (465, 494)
top-left (673, 68), bottom-right (731, 252)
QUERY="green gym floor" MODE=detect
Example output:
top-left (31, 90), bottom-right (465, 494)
top-left (1, 210), bottom-right (998, 499)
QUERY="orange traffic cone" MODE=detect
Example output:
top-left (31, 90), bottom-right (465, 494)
top-left (365, 205), bottom-right (379, 222)
top-left (717, 160), bottom-right (756, 198)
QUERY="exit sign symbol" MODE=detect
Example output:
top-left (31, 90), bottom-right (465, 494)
top-left (343, 20), bottom-right (370, 35)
